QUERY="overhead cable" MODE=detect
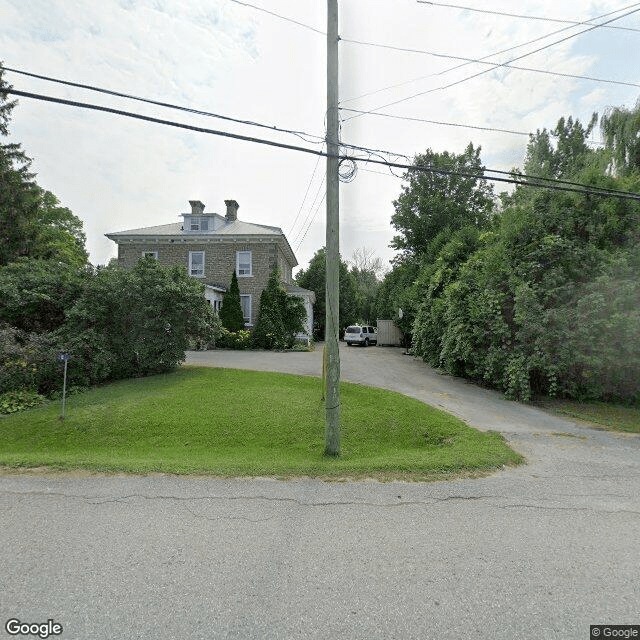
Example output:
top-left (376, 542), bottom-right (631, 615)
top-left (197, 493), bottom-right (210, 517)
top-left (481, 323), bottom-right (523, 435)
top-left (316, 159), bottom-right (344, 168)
top-left (2, 66), bottom-right (326, 145)
top-left (342, 5), bottom-right (640, 119)
top-left (416, 1), bottom-right (640, 32)
top-left (340, 110), bottom-right (531, 137)
top-left (6, 88), bottom-right (639, 201)
top-left (342, 2), bottom-right (640, 104)
top-left (228, 0), bottom-right (325, 35)
top-left (288, 146), bottom-right (325, 238)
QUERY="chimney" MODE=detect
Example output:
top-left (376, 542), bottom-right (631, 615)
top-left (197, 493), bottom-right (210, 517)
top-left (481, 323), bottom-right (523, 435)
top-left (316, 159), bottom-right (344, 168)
top-left (225, 199), bottom-right (239, 222)
top-left (189, 200), bottom-right (205, 215)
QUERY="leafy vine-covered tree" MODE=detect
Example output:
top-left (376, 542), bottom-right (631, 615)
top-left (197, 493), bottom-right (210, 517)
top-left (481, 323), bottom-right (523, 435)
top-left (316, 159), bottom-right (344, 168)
top-left (410, 113), bottom-right (640, 402)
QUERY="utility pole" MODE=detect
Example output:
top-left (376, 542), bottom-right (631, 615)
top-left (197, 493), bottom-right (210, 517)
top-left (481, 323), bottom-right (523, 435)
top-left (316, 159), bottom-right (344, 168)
top-left (325, 0), bottom-right (340, 456)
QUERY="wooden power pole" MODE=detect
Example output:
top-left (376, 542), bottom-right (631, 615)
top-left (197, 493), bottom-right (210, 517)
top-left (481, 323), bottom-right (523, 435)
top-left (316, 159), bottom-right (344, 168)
top-left (325, 0), bottom-right (340, 456)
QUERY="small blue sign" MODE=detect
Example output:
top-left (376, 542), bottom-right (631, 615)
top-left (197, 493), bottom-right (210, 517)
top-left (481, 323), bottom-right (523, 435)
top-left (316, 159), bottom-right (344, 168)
top-left (57, 353), bottom-right (71, 363)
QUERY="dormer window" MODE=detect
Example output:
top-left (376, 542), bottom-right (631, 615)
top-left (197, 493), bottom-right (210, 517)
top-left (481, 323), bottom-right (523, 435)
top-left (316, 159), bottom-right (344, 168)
top-left (190, 217), bottom-right (209, 232)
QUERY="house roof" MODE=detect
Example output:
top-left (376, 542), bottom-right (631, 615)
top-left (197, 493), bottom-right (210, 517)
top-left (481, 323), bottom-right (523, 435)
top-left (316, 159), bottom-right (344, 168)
top-left (105, 212), bottom-right (297, 266)
top-left (105, 217), bottom-right (283, 238)
top-left (284, 282), bottom-right (316, 304)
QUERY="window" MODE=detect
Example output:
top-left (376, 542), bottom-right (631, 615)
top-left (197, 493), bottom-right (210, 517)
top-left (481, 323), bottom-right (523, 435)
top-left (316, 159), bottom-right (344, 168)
top-left (189, 217), bottom-right (209, 231)
top-left (189, 251), bottom-right (205, 277)
top-left (236, 251), bottom-right (252, 277)
top-left (240, 294), bottom-right (252, 325)
top-left (142, 251), bottom-right (158, 259)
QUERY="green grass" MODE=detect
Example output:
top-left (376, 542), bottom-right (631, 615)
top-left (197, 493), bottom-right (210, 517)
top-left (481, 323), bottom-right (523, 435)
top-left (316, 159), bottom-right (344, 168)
top-left (537, 399), bottom-right (640, 434)
top-left (0, 367), bottom-right (522, 480)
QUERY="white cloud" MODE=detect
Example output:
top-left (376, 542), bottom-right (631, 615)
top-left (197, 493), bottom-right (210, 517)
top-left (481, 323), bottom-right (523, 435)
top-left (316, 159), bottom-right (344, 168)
top-left (1, 0), bottom-right (638, 270)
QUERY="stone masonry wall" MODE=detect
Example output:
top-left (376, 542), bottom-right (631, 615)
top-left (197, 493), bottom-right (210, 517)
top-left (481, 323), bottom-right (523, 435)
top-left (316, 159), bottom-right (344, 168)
top-left (118, 240), bottom-right (282, 325)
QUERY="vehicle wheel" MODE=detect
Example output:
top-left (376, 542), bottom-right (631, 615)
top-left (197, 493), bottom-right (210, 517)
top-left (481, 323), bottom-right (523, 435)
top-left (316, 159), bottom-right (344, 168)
top-left (364, 338), bottom-right (369, 347)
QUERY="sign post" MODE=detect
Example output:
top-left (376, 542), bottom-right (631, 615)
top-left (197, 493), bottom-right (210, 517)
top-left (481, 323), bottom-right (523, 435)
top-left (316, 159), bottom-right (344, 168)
top-left (57, 353), bottom-right (71, 420)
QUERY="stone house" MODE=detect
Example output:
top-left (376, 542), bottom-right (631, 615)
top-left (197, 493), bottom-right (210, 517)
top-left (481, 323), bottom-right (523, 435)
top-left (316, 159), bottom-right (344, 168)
top-left (105, 199), bottom-right (315, 336)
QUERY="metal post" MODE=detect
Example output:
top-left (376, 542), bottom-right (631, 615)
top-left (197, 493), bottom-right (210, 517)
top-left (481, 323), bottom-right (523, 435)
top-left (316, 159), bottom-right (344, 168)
top-left (58, 353), bottom-right (71, 420)
top-left (61, 358), bottom-right (68, 420)
top-left (325, 0), bottom-right (340, 456)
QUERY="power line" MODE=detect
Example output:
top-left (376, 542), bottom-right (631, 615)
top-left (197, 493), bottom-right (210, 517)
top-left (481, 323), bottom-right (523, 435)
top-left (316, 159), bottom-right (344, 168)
top-left (2, 66), bottom-right (325, 145)
top-left (6, 87), bottom-right (640, 201)
top-left (359, 155), bottom-right (640, 200)
top-left (228, 0), bottom-right (325, 35)
top-left (295, 190), bottom-right (326, 252)
top-left (5, 87), bottom-right (330, 158)
top-left (342, 5), bottom-right (640, 119)
top-left (416, 1), bottom-right (640, 32)
top-left (340, 110), bottom-right (530, 137)
top-left (338, 39), bottom-right (640, 93)
top-left (287, 147), bottom-right (324, 238)
top-left (341, 2), bottom-right (640, 104)
top-left (341, 108), bottom-right (607, 146)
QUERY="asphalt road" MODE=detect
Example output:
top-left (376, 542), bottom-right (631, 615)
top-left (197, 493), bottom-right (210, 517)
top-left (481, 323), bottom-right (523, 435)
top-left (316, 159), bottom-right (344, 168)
top-left (1, 344), bottom-right (638, 640)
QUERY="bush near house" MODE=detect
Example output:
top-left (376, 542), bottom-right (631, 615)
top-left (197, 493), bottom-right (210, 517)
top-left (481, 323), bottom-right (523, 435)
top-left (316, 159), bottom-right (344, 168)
top-left (0, 258), bottom-right (219, 404)
top-left (252, 268), bottom-right (306, 350)
top-left (59, 257), bottom-right (217, 385)
top-left (218, 270), bottom-right (245, 332)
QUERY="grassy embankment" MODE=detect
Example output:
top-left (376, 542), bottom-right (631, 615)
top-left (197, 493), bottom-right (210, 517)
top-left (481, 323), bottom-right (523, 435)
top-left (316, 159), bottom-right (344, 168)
top-left (537, 400), bottom-right (640, 434)
top-left (0, 366), bottom-right (523, 480)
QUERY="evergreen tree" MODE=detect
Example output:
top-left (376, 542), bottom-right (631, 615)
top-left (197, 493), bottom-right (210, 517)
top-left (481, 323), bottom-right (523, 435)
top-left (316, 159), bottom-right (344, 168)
top-left (219, 270), bottom-right (245, 332)
top-left (0, 63), bottom-right (88, 266)
top-left (253, 268), bottom-right (305, 349)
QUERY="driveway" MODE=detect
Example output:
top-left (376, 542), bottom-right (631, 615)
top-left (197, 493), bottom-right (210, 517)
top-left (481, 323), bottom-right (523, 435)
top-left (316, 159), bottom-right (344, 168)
top-left (1, 344), bottom-right (638, 640)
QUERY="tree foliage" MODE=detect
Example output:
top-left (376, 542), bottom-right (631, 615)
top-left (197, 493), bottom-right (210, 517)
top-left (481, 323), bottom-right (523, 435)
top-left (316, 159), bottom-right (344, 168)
top-left (252, 268), bottom-right (306, 349)
top-left (390, 143), bottom-right (494, 260)
top-left (295, 247), bottom-right (358, 339)
top-left (59, 257), bottom-right (217, 385)
top-left (0, 258), bottom-right (90, 333)
top-left (408, 115), bottom-right (640, 402)
top-left (0, 64), bottom-right (88, 267)
top-left (349, 247), bottom-right (384, 325)
top-left (601, 98), bottom-right (640, 177)
top-left (219, 270), bottom-right (245, 332)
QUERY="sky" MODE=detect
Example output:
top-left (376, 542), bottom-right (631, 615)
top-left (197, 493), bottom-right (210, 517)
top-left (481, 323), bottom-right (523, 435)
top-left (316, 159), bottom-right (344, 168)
top-left (1, 0), bottom-right (639, 274)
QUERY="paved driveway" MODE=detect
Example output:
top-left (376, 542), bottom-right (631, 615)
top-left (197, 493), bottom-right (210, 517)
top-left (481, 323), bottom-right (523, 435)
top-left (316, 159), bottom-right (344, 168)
top-left (1, 344), bottom-right (638, 640)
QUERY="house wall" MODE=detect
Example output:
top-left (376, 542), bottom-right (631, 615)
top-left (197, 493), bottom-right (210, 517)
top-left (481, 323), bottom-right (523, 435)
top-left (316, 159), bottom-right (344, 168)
top-left (276, 246), bottom-right (293, 284)
top-left (117, 239), bottom-right (293, 326)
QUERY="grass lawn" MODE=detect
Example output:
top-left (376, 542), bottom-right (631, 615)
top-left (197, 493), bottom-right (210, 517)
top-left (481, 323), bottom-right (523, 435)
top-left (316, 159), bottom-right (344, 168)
top-left (537, 399), bottom-right (640, 434)
top-left (0, 367), bottom-right (522, 480)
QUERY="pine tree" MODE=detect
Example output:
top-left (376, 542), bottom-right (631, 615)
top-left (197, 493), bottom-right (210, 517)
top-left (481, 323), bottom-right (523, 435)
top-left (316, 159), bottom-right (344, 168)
top-left (219, 270), bottom-right (245, 332)
top-left (0, 63), bottom-right (38, 266)
top-left (0, 63), bottom-right (88, 266)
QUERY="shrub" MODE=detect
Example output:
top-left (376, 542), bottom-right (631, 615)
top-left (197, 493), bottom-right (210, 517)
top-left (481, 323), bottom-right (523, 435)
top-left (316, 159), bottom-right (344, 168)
top-left (252, 269), bottom-right (306, 350)
top-left (0, 324), bottom-right (61, 396)
top-left (217, 328), bottom-right (252, 350)
top-left (0, 389), bottom-right (46, 414)
top-left (58, 258), bottom-right (217, 385)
